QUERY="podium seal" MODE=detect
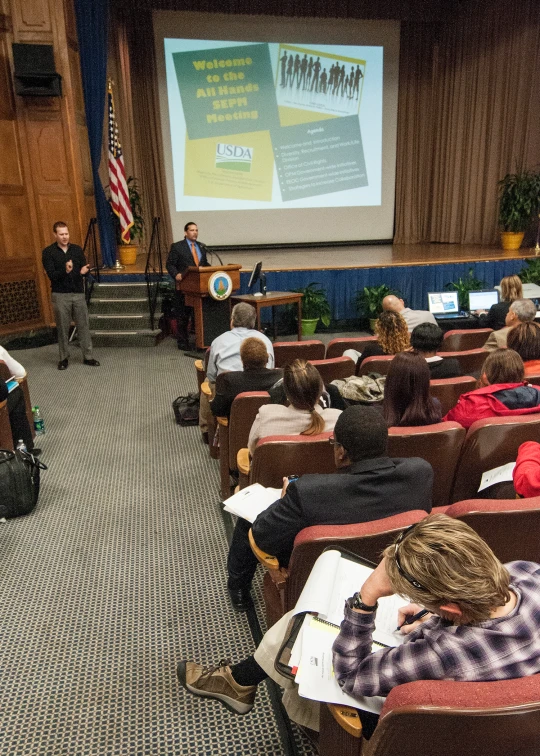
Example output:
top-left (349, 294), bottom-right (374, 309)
top-left (208, 271), bottom-right (233, 300)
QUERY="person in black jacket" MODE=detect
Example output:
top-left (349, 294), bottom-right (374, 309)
top-left (473, 275), bottom-right (523, 330)
top-left (226, 405), bottom-right (433, 611)
top-left (166, 222), bottom-right (210, 349)
top-left (42, 222), bottom-right (99, 370)
top-left (0, 380), bottom-right (38, 453)
top-left (410, 323), bottom-right (462, 379)
top-left (210, 337), bottom-right (282, 418)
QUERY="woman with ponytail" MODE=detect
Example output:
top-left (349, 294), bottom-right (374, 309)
top-left (248, 359), bottom-right (341, 454)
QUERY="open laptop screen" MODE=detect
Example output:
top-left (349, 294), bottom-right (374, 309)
top-left (427, 291), bottom-right (459, 315)
top-left (468, 290), bottom-right (499, 311)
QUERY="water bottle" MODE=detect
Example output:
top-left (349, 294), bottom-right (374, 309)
top-left (16, 439), bottom-right (27, 452)
top-left (32, 406), bottom-right (45, 435)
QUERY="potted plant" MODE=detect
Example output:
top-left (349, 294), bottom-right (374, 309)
top-left (445, 268), bottom-right (485, 310)
top-left (355, 284), bottom-right (396, 331)
top-left (498, 169), bottom-right (540, 251)
top-left (519, 258), bottom-right (540, 284)
top-left (114, 176), bottom-right (145, 265)
top-left (294, 283), bottom-right (331, 336)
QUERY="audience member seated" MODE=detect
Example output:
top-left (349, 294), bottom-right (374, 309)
top-left (513, 441), bottom-right (540, 498)
top-left (410, 323), bottom-right (462, 378)
top-left (381, 294), bottom-right (437, 331)
top-left (343, 311), bottom-right (410, 371)
top-left (227, 405), bottom-right (433, 611)
top-left (199, 303), bottom-right (274, 442)
top-left (0, 348), bottom-right (39, 454)
top-left (178, 515), bottom-right (540, 739)
top-left (247, 359), bottom-right (341, 455)
top-left (483, 298), bottom-right (536, 352)
top-left (507, 322), bottom-right (540, 376)
top-left (474, 274), bottom-right (523, 330)
top-left (210, 338), bottom-right (282, 418)
top-left (383, 352), bottom-right (442, 427)
top-left (444, 348), bottom-right (540, 428)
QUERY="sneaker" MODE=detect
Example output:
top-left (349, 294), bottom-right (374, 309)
top-left (177, 659), bottom-right (256, 714)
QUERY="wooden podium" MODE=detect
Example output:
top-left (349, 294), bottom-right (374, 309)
top-left (178, 264), bottom-right (241, 349)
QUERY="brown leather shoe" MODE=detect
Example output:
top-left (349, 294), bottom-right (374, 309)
top-left (177, 659), bottom-right (256, 714)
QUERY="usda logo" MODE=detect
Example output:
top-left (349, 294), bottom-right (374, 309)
top-left (216, 143), bottom-right (253, 172)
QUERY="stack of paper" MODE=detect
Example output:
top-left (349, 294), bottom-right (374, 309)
top-left (223, 483), bottom-right (282, 523)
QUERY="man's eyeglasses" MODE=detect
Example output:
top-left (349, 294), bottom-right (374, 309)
top-left (393, 524), bottom-right (426, 591)
top-left (329, 436), bottom-right (338, 445)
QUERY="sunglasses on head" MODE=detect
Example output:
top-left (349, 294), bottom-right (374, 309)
top-left (393, 524), bottom-right (426, 591)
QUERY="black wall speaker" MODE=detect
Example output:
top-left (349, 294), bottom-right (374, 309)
top-left (12, 43), bottom-right (62, 97)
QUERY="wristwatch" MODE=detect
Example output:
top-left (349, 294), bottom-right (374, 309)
top-left (349, 592), bottom-right (378, 612)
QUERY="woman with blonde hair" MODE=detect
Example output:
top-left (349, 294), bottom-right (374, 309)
top-left (348, 310), bottom-right (410, 374)
top-left (475, 274), bottom-right (523, 330)
top-left (248, 359), bottom-right (341, 453)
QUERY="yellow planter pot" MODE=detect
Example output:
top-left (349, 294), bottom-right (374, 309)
top-left (500, 231), bottom-right (525, 251)
top-left (118, 244), bottom-right (138, 265)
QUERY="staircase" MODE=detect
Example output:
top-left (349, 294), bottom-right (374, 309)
top-left (88, 281), bottom-right (161, 347)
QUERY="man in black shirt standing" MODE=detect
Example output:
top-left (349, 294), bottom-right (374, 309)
top-left (42, 221), bottom-right (99, 370)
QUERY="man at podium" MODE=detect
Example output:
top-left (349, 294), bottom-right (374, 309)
top-left (166, 222), bottom-right (210, 349)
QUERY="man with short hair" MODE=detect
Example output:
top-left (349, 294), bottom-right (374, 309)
top-left (210, 337), bottom-right (282, 418)
top-left (178, 515), bottom-right (540, 734)
top-left (483, 298), bottom-right (537, 352)
top-left (166, 222), bottom-right (210, 350)
top-left (382, 294), bottom-right (437, 332)
top-left (226, 405), bottom-right (433, 611)
top-left (199, 303), bottom-right (274, 440)
top-left (41, 222), bottom-right (99, 370)
top-left (410, 323), bottom-right (462, 378)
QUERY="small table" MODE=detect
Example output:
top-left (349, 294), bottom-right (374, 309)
top-left (230, 291), bottom-right (304, 341)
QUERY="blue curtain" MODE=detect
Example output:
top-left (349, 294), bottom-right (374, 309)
top-left (74, 0), bottom-right (116, 267)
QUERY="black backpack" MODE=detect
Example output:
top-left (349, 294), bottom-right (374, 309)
top-left (172, 393), bottom-right (200, 426)
top-left (0, 449), bottom-right (46, 518)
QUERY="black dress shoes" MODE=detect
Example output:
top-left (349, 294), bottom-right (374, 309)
top-left (58, 359), bottom-right (68, 370)
top-left (228, 587), bottom-right (254, 613)
top-left (202, 432), bottom-right (209, 445)
top-left (83, 359), bottom-right (100, 366)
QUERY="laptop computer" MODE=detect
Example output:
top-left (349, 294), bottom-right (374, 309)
top-left (468, 290), bottom-right (499, 311)
top-left (427, 291), bottom-right (463, 320)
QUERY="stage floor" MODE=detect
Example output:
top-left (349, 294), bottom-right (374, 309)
top-left (104, 242), bottom-right (535, 275)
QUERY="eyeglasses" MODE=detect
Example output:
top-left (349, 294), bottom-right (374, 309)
top-left (329, 436), bottom-right (338, 445)
top-left (393, 524), bottom-right (426, 591)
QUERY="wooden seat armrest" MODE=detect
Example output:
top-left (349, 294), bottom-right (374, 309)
top-left (237, 448), bottom-right (250, 475)
top-left (201, 380), bottom-right (211, 397)
top-left (217, 416), bottom-right (228, 427)
top-left (248, 529), bottom-right (289, 589)
top-left (327, 704), bottom-right (363, 738)
top-left (194, 359), bottom-right (204, 372)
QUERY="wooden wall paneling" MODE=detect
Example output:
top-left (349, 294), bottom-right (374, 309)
top-left (0, 36), bottom-right (14, 117)
top-left (77, 123), bottom-right (93, 195)
top-left (12, 0), bottom-right (52, 41)
top-left (0, 195), bottom-right (35, 258)
top-left (26, 119), bottom-right (71, 194)
top-left (0, 120), bottom-right (23, 188)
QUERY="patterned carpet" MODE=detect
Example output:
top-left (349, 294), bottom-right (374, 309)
top-left (0, 340), bottom-right (316, 755)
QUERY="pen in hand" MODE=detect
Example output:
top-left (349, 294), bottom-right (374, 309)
top-left (396, 608), bottom-right (430, 631)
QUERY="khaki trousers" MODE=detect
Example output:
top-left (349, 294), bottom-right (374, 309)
top-left (52, 292), bottom-right (93, 361)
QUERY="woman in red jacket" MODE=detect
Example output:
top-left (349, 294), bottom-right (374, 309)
top-left (444, 349), bottom-right (540, 429)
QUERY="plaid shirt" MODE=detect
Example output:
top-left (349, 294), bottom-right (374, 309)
top-left (333, 561), bottom-right (540, 699)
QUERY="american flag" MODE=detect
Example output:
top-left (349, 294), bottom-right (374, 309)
top-left (108, 87), bottom-right (133, 244)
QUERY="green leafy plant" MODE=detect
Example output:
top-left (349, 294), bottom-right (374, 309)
top-left (445, 269), bottom-right (485, 310)
top-left (498, 169), bottom-right (540, 233)
top-left (519, 258), bottom-right (540, 284)
top-left (294, 283), bottom-right (331, 326)
top-left (110, 176), bottom-right (145, 245)
top-left (355, 284), bottom-right (396, 319)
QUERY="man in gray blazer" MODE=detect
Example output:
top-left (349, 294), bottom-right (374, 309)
top-left (483, 299), bottom-right (537, 352)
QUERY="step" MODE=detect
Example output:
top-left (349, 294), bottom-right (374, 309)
top-left (92, 282), bottom-right (148, 300)
top-left (90, 329), bottom-right (162, 348)
top-left (90, 297), bottom-right (151, 314)
top-left (88, 313), bottom-right (153, 330)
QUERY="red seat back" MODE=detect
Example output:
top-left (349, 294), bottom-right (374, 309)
top-left (437, 349), bottom-right (487, 376)
top-left (357, 355), bottom-right (395, 376)
top-left (429, 376), bottom-right (477, 416)
top-left (273, 340), bottom-right (325, 368)
top-left (309, 357), bottom-right (355, 383)
top-left (325, 336), bottom-right (378, 359)
top-left (228, 392), bottom-right (270, 470)
top-left (440, 328), bottom-right (492, 351)
top-left (250, 432), bottom-right (336, 488)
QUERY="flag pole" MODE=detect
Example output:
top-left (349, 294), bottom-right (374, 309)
top-left (107, 78), bottom-right (125, 270)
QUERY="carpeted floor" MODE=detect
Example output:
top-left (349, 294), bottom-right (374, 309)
top-left (0, 339), bottom-right (316, 755)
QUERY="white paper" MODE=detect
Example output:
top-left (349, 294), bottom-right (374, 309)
top-left (223, 483), bottom-right (282, 523)
top-left (478, 462), bottom-right (516, 492)
top-left (293, 549), bottom-right (342, 619)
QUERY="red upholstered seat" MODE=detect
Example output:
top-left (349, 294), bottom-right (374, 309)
top-left (451, 414), bottom-right (540, 503)
top-left (445, 497), bottom-right (540, 562)
top-left (273, 340), bottom-right (325, 367)
top-left (249, 432), bottom-right (336, 488)
top-left (439, 328), bottom-right (492, 351)
top-left (436, 348), bottom-right (487, 376)
top-left (429, 375), bottom-right (477, 416)
top-left (325, 336), bottom-right (378, 359)
top-left (309, 356), bottom-right (356, 383)
top-left (356, 355), bottom-right (394, 376)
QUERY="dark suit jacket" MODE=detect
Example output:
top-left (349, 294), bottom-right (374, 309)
top-left (252, 456), bottom-right (433, 566)
top-left (166, 238), bottom-right (210, 280)
top-left (477, 300), bottom-right (510, 331)
top-left (427, 357), bottom-right (462, 379)
top-left (210, 368), bottom-right (283, 417)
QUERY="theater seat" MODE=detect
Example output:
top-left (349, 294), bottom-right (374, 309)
top-left (248, 432), bottom-right (336, 488)
top-left (0, 399), bottom-right (12, 449)
top-left (0, 360), bottom-right (34, 439)
top-left (325, 336), bottom-right (378, 359)
top-left (451, 414), bottom-right (540, 503)
top-left (387, 422), bottom-right (466, 507)
top-left (439, 328), bottom-right (493, 351)
top-left (310, 357), bottom-right (356, 383)
top-left (429, 376), bottom-right (477, 416)
top-left (445, 497), bottom-right (540, 563)
top-left (319, 674), bottom-right (540, 756)
top-left (437, 348), bottom-right (487, 376)
top-left (194, 348), bottom-right (210, 392)
top-left (273, 340), bottom-right (325, 367)
top-left (356, 355), bottom-right (394, 377)
top-left (250, 509), bottom-right (428, 627)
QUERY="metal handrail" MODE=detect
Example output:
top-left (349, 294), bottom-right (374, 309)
top-left (83, 217), bottom-right (100, 306)
top-left (145, 217), bottom-right (164, 331)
